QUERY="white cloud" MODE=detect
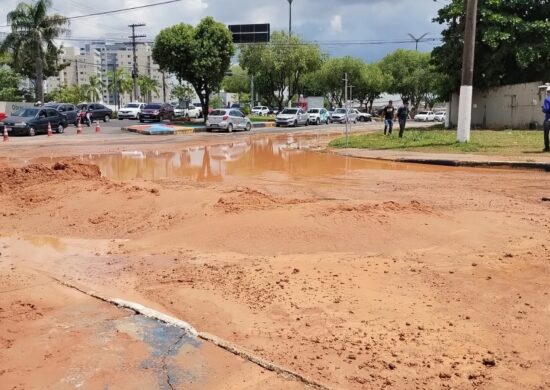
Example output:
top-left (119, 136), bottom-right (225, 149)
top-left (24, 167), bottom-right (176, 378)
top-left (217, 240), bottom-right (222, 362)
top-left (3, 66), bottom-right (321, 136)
top-left (330, 14), bottom-right (342, 34)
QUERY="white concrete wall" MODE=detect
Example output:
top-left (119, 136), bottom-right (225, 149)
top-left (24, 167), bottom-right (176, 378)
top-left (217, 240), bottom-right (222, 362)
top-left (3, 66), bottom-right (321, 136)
top-left (450, 81), bottom-right (545, 129)
top-left (0, 101), bottom-right (35, 115)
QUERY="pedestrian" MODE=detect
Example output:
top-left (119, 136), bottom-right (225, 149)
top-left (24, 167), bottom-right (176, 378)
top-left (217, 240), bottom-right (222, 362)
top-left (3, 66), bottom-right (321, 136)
top-left (397, 100), bottom-right (410, 138)
top-left (382, 100), bottom-right (395, 135)
top-left (542, 87), bottom-right (550, 152)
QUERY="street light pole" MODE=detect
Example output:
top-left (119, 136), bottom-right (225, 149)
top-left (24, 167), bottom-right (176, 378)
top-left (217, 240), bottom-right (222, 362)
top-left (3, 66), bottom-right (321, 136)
top-left (457, 0), bottom-right (478, 143)
top-left (407, 33), bottom-right (428, 51)
top-left (288, 0), bottom-right (293, 36)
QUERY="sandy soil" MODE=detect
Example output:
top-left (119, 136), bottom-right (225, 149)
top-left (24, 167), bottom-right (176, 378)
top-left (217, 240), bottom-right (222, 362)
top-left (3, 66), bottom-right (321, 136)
top-left (1, 133), bottom-right (549, 389)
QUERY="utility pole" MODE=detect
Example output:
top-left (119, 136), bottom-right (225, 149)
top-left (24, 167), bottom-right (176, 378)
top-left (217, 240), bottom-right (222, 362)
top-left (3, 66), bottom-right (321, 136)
top-left (75, 59), bottom-right (79, 86)
top-left (112, 62), bottom-right (118, 110)
top-left (250, 75), bottom-right (255, 107)
top-left (287, 0), bottom-right (293, 36)
top-left (457, 0), bottom-right (478, 142)
top-left (344, 73), bottom-right (349, 146)
top-left (162, 71), bottom-right (166, 103)
top-left (407, 33), bottom-right (428, 51)
top-left (129, 23), bottom-right (146, 102)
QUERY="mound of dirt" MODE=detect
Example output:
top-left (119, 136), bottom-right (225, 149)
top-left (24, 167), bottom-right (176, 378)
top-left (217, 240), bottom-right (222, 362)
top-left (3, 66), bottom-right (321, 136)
top-left (0, 161), bottom-right (101, 193)
top-left (324, 200), bottom-right (433, 216)
top-left (215, 187), bottom-right (312, 213)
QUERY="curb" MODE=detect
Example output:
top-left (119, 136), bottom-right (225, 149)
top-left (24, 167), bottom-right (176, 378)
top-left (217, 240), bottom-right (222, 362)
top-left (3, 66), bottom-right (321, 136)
top-left (331, 151), bottom-right (550, 172)
top-left (51, 277), bottom-right (332, 390)
top-left (123, 121), bottom-right (276, 135)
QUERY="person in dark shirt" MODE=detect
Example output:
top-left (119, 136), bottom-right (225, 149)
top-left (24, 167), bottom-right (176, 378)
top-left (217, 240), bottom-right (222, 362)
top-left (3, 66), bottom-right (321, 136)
top-left (382, 100), bottom-right (395, 135)
top-left (542, 87), bottom-right (550, 152)
top-left (397, 100), bottom-right (410, 138)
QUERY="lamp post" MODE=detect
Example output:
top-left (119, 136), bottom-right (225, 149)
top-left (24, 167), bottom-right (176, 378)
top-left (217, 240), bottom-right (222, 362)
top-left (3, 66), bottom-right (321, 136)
top-left (287, 0), bottom-right (293, 36)
top-left (407, 33), bottom-right (428, 51)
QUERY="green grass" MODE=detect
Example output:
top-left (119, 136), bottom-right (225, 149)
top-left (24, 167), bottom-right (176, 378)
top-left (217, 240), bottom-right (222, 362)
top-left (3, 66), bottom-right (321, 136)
top-left (249, 115), bottom-right (275, 122)
top-left (329, 129), bottom-right (544, 156)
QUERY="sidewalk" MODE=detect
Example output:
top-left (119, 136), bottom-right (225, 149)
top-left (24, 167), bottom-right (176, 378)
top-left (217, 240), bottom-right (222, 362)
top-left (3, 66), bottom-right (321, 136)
top-left (330, 148), bottom-right (550, 171)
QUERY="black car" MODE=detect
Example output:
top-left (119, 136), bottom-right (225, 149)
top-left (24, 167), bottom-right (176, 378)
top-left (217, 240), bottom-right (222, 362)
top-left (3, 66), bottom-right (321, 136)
top-left (139, 103), bottom-right (174, 122)
top-left (45, 103), bottom-right (79, 125)
top-left (77, 103), bottom-right (113, 122)
top-left (0, 107), bottom-right (68, 136)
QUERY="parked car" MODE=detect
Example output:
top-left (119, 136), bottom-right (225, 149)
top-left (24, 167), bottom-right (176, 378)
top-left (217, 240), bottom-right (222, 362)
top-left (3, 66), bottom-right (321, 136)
top-left (434, 111), bottom-right (446, 122)
top-left (206, 109), bottom-right (252, 132)
top-left (307, 108), bottom-right (330, 125)
top-left (44, 103), bottom-right (79, 125)
top-left (0, 107), bottom-right (67, 136)
top-left (77, 103), bottom-right (113, 122)
top-left (414, 111), bottom-right (436, 121)
top-left (275, 108), bottom-right (309, 127)
top-left (118, 102), bottom-right (146, 119)
top-left (330, 108), bottom-right (358, 124)
top-left (251, 106), bottom-right (270, 116)
top-left (139, 103), bottom-right (174, 122)
top-left (356, 111), bottom-right (373, 122)
top-left (186, 103), bottom-right (201, 118)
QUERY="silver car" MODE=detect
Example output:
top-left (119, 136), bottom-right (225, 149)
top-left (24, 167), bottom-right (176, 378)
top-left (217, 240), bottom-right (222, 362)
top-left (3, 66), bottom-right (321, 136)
top-left (275, 108), bottom-right (309, 127)
top-left (206, 109), bottom-right (252, 132)
top-left (330, 108), bottom-right (358, 124)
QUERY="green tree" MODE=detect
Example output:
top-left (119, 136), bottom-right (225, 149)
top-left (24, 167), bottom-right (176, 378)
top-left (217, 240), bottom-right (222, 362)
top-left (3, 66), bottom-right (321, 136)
top-left (222, 65), bottom-right (250, 101)
top-left (105, 68), bottom-right (133, 107)
top-left (239, 31), bottom-right (323, 110)
top-left (153, 17), bottom-right (235, 122)
top-left (432, 0), bottom-right (550, 95)
top-left (356, 63), bottom-right (386, 112)
top-left (82, 74), bottom-right (104, 102)
top-left (312, 56), bottom-right (364, 108)
top-left (171, 84), bottom-right (195, 103)
top-left (0, 67), bottom-right (25, 101)
top-left (1, 0), bottom-right (68, 102)
top-left (46, 85), bottom-right (86, 104)
top-left (137, 75), bottom-right (159, 102)
top-left (379, 50), bottom-right (434, 113)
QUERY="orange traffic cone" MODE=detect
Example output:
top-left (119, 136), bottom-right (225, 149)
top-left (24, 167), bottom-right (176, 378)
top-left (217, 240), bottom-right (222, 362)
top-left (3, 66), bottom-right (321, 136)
top-left (3, 126), bottom-right (8, 142)
top-left (95, 121), bottom-right (101, 133)
top-left (77, 119), bottom-right (82, 135)
top-left (47, 122), bottom-right (53, 137)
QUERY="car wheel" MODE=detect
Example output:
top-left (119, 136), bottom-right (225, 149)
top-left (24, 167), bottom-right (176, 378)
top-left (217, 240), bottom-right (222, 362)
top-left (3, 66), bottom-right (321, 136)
top-left (354, 119), bottom-right (357, 124)
top-left (139, 119), bottom-right (144, 123)
top-left (57, 124), bottom-right (64, 134)
top-left (245, 122), bottom-right (251, 131)
top-left (275, 124), bottom-right (280, 127)
top-left (28, 127), bottom-right (36, 137)
top-left (227, 123), bottom-right (233, 133)
top-left (104, 114), bottom-right (110, 123)
top-left (293, 120), bottom-right (298, 127)
top-left (316, 118), bottom-right (320, 125)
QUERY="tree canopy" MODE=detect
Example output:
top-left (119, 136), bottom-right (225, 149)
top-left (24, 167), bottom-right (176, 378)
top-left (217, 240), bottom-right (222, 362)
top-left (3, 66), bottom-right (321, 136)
top-left (1, 0), bottom-right (68, 102)
top-left (239, 32), bottom-right (323, 110)
top-left (432, 0), bottom-right (550, 94)
top-left (152, 17), bottom-right (235, 122)
top-left (0, 67), bottom-right (26, 101)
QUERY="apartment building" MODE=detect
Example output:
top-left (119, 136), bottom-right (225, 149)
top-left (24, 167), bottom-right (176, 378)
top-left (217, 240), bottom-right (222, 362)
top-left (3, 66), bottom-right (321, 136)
top-left (44, 46), bottom-right (102, 93)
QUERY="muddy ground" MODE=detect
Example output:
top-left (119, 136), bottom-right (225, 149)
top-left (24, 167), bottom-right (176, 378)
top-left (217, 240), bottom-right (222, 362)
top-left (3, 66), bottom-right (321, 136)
top-left (1, 132), bottom-right (549, 389)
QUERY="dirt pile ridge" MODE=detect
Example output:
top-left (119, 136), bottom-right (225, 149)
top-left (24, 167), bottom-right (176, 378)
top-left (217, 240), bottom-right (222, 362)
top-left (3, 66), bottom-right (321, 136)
top-left (0, 161), bottom-right (101, 193)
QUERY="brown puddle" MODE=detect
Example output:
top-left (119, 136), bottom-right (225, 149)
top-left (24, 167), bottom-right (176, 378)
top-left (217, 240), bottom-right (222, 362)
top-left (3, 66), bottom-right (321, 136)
top-left (85, 136), bottom-right (458, 182)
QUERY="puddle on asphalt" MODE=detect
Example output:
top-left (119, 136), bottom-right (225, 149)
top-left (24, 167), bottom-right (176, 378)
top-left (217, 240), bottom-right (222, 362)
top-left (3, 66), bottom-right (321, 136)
top-left (85, 135), bottom-right (446, 182)
top-left (22, 235), bottom-right (68, 252)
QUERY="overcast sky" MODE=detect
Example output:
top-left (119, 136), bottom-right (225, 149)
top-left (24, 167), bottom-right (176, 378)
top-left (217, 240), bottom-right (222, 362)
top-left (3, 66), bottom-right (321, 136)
top-left (0, 0), bottom-right (445, 62)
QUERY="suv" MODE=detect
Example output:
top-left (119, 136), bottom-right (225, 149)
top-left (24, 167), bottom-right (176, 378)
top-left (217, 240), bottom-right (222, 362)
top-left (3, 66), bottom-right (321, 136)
top-left (77, 103), bottom-right (113, 122)
top-left (139, 103), bottom-right (174, 122)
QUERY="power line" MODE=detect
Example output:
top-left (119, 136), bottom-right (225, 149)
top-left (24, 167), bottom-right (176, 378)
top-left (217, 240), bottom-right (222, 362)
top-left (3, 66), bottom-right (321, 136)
top-left (0, 0), bottom-right (182, 28)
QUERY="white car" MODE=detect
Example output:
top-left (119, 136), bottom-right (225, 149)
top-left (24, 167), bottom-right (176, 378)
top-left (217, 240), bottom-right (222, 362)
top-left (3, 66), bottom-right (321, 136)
top-left (275, 108), bottom-right (309, 127)
top-left (118, 102), bottom-right (146, 119)
top-left (414, 111), bottom-right (436, 121)
top-left (434, 111), bottom-right (446, 122)
top-left (330, 108), bottom-right (358, 124)
top-left (206, 109), bottom-right (252, 132)
top-left (251, 106), bottom-right (270, 116)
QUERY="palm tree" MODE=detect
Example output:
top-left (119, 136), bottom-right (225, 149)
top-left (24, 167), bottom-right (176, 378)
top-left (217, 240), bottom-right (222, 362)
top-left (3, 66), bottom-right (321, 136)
top-left (137, 75), bottom-right (160, 103)
top-left (105, 68), bottom-right (133, 107)
top-left (82, 75), bottom-right (104, 102)
top-left (1, 0), bottom-right (68, 102)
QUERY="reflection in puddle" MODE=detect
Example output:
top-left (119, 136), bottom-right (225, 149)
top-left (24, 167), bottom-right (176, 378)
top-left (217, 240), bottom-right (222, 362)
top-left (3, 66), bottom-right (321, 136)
top-left (89, 136), bottom-right (430, 182)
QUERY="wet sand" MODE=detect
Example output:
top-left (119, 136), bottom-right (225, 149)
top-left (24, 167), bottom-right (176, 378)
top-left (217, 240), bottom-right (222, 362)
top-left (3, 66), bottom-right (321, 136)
top-left (1, 133), bottom-right (549, 389)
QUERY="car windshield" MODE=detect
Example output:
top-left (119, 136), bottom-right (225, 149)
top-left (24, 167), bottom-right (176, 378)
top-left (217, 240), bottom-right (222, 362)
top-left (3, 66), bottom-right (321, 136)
top-left (144, 104), bottom-right (161, 109)
top-left (335, 109), bottom-right (346, 114)
top-left (308, 109), bottom-right (319, 113)
top-left (281, 109), bottom-right (298, 114)
top-left (252, 106), bottom-right (262, 110)
top-left (436, 112), bottom-right (445, 115)
top-left (210, 110), bottom-right (227, 116)
top-left (12, 108), bottom-right (39, 117)
top-left (126, 103), bottom-right (141, 108)
top-left (418, 111), bottom-right (429, 115)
